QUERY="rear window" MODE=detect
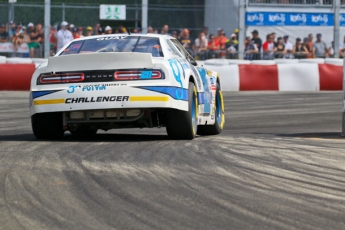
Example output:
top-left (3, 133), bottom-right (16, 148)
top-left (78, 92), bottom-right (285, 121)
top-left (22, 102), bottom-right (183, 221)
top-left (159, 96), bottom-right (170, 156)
top-left (60, 36), bottom-right (164, 57)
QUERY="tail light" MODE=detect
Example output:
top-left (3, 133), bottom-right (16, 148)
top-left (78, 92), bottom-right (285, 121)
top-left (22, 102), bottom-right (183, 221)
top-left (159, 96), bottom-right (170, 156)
top-left (114, 70), bottom-right (162, 80)
top-left (39, 73), bottom-right (84, 84)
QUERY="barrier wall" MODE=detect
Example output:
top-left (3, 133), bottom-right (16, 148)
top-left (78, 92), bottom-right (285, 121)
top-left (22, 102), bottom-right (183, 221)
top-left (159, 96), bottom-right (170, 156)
top-left (0, 64), bottom-right (36, 90)
top-left (0, 57), bottom-right (344, 91)
top-left (204, 59), bottom-right (344, 92)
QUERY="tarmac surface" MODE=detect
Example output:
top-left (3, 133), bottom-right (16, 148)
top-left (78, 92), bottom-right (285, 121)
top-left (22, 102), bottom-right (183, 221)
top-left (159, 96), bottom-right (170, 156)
top-left (0, 91), bottom-right (344, 230)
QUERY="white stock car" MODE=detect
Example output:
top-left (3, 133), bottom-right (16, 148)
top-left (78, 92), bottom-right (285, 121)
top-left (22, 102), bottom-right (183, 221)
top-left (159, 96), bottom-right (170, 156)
top-left (30, 34), bottom-right (225, 140)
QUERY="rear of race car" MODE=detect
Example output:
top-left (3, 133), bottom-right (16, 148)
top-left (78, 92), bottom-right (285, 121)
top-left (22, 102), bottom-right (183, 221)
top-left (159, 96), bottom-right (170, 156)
top-left (30, 52), bottom-right (188, 139)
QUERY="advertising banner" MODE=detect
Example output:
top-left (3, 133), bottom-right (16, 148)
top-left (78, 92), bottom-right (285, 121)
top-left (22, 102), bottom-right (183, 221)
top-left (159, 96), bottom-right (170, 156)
top-left (246, 12), bottom-right (345, 26)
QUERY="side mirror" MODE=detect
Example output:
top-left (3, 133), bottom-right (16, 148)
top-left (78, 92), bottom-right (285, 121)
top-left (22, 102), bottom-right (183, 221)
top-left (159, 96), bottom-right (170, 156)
top-left (189, 59), bottom-right (197, 66)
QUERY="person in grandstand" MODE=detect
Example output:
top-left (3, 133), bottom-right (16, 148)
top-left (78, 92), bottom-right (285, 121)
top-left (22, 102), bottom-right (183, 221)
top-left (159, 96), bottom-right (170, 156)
top-left (274, 37), bottom-right (286, 58)
top-left (105, 26), bottom-right (112, 34)
top-left (313, 33), bottom-right (327, 58)
top-left (305, 33), bottom-right (314, 58)
top-left (207, 34), bottom-right (219, 59)
top-left (147, 26), bottom-right (154, 33)
top-left (283, 35), bottom-right (294, 59)
top-left (215, 28), bottom-right (227, 58)
top-left (0, 24), bottom-right (9, 42)
top-left (85, 26), bottom-right (93, 37)
top-left (244, 36), bottom-right (258, 60)
top-left (160, 24), bottom-right (170, 35)
top-left (293, 37), bottom-right (308, 59)
top-left (178, 28), bottom-right (194, 55)
top-left (72, 27), bottom-right (80, 39)
top-left (77, 27), bottom-right (84, 38)
top-left (194, 31), bottom-right (208, 60)
top-left (262, 34), bottom-right (274, 60)
top-left (28, 23), bottom-right (43, 58)
top-left (97, 27), bottom-right (104, 35)
top-left (251, 30), bottom-right (262, 60)
top-left (171, 31), bottom-right (178, 38)
top-left (55, 21), bottom-right (73, 52)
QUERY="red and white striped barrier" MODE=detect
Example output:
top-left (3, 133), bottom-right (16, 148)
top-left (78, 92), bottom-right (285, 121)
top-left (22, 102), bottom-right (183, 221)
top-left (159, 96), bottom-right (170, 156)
top-left (205, 59), bottom-right (344, 91)
top-left (0, 63), bottom-right (36, 91)
top-left (0, 57), bottom-right (344, 91)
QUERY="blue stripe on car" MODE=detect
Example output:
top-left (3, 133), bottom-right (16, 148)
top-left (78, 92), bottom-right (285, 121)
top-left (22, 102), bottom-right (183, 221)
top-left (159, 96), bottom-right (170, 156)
top-left (138, 86), bottom-right (188, 101)
top-left (32, 90), bottom-right (61, 99)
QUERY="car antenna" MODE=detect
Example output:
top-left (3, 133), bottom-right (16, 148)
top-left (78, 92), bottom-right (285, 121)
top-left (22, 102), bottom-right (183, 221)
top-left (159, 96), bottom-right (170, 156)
top-left (127, 28), bottom-right (131, 35)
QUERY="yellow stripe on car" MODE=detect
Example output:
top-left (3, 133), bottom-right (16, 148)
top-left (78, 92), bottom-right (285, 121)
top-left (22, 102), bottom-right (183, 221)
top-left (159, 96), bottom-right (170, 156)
top-left (129, 96), bottom-right (169, 102)
top-left (33, 99), bottom-right (65, 105)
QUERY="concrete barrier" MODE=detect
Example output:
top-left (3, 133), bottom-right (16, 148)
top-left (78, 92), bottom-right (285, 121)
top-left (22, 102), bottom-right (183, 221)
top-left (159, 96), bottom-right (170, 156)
top-left (0, 56), bottom-right (6, 64)
top-left (0, 64), bottom-right (36, 90)
top-left (204, 64), bottom-right (240, 91)
top-left (204, 58), bottom-right (229, 66)
top-left (228, 60), bottom-right (251, 65)
top-left (298, 58), bottom-right (325, 64)
top-left (6, 57), bottom-right (33, 64)
top-left (0, 57), bottom-right (343, 91)
top-left (250, 60), bottom-right (276, 65)
top-left (324, 58), bottom-right (343, 66)
top-left (274, 59), bottom-right (299, 64)
top-left (278, 63), bottom-right (319, 91)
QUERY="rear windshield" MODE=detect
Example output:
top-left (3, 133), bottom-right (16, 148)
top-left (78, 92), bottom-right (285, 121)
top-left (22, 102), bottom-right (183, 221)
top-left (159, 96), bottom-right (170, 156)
top-left (60, 36), bottom-right (164, 57)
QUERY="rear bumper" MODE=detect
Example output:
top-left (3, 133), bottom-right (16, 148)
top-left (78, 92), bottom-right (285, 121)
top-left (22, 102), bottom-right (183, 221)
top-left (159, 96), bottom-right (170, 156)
top-left (30, 85), bottom-right (188, 115)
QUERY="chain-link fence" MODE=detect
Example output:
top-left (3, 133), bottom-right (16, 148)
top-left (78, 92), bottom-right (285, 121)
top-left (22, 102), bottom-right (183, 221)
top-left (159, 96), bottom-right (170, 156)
top-left (0, 3), bottom-right (204, 34)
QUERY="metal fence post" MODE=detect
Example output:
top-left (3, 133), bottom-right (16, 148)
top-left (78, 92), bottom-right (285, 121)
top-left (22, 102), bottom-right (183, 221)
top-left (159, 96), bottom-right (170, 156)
top-left (44, 0), bottom-right (50, 58)
top-left (334, 0), bottom-right (340, 58)
top-left (238, 0), bottom-right (246, 60)
top-left (62, 3), bottom-right (65, 22)
top-left (8, 2), bottom-right (14, 30)
top-left (135, 1), bottom-right (139, 29)
top-left (141, 0), bottom-right (148, 34)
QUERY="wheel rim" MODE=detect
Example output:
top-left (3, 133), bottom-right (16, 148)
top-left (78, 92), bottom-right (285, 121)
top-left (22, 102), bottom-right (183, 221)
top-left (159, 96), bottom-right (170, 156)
top-left (216, 91), bottom-right (222, 125)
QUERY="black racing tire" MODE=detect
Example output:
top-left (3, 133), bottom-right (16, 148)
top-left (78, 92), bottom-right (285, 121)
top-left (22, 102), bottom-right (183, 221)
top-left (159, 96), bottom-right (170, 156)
top-left (166, 82), bottom-right (198, 140)
top-left (70, 128), bottom-right (98, 138)
top-left (197, 83), bottom-right (224, 135)
top-left (31, 112), bottom-right (64, 140)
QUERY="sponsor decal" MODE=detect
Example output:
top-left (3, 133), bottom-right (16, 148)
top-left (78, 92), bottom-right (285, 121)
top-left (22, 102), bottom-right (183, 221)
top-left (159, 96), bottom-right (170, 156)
top-left (96, 36), bottom-right (125, 41)
top-left (85, 74), bottom-right (113, 78)
top-left (65, 96), bottom-right (129, 104)
top-left (168, 59), bottom-right (184, 100)
top-left (268, 13), bottom-right (285, 23)
top-left (311, 14), bottom-right (328, 24)
top-left (290, 14), bottom-right (307, 23)
top-left (138, 86), bottom-right (188, 101)
top-left (67, 83), bottom-right (127, 94)
top-left (247, 13), bottom-right (265, 23)
top-left (246, 12), bottom-right (338, 26)
top-left (197, 67), bottom-right (212, 114)
top-left (140, 71), bottom-right (153, 79)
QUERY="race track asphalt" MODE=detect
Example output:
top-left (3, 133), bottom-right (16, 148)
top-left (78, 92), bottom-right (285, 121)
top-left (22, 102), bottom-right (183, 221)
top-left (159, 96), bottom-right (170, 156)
top-left (0, 91), bottom-right (344, 230)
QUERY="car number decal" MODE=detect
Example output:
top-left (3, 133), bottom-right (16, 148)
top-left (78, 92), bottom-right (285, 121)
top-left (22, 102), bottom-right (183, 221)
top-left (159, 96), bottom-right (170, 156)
top-left (168, 59), bottom-right (184, 100)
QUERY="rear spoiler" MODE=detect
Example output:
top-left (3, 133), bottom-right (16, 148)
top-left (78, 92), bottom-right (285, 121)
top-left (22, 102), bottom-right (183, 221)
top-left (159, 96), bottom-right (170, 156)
top-left (46, 52), bottom-right (155, 73)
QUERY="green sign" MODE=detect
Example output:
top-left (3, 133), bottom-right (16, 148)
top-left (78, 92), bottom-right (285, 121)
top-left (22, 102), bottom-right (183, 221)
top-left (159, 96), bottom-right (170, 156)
top-left (100, 5), bottom-right (126, 20)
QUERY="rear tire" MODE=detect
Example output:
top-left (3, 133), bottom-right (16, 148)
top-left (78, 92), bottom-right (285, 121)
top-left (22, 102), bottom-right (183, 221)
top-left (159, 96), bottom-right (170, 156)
top-left (166, 82), bottom-right (198, 140)
top-left (31, 112), bottom-right (64, 140)
top-left (197, 83), bottom-right (224, 135)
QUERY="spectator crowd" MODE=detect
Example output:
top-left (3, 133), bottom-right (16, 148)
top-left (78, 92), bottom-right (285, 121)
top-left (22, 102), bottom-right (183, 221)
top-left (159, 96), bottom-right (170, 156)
top-left (0, 20), bottom-right (343, 60)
